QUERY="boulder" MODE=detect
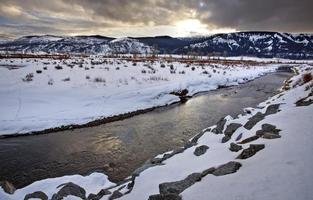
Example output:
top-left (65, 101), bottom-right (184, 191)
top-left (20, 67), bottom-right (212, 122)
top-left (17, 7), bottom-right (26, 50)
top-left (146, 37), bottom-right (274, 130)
top-left (88, 189), bottom-right (111, 200)
top-left (265, 104), bottom-right (280, 115)
top-left (52, 182), bottom-right (86, 200)
top-left (262, 132), bottom-right (281, 139)
top-left (212, 161), bottom-right (242, 176)
top-left (201, 167), bottom-right (216, 177)
top-left (148, 193), bottom-right (182, 200)
top-left (193, 145), bottom-right (209, 156)
top-left (244, 112), bottom-right (265, 130)
top-left (255, 123), bottom-right (281, 139)
top-left (0, 181), bottom-right (16, 194)
top-left (212, 118), bottom-right (227, 134)
top-left (237, 144), bottom-right (265, 159)
top-left (24, 191), bottom-right (48, 200)
top-left (256, 124), bottom-right (281, 138)
top-left (238, 135), bottom-right (259, 144)
top-left (235, 133), bottom-right (243, 141)
top-left (229, 143), bottom-right (243, 152)
top-left (221, 135), bottom-right (231, 143)
top-left (159, 173), bottom-right (202, 195)
top-left (224, 123), bottom-right (242, 137)
top-left (109, 190), bottom-right (123, 200)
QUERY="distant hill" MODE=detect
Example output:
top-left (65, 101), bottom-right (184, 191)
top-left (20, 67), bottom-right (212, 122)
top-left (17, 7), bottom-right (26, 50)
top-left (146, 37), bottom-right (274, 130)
top-left (0, 31), bottom-right (312, 59)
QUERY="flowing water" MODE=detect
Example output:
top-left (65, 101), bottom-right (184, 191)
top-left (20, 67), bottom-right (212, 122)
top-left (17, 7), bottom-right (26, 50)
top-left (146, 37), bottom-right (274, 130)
top-left (0, 72), bottom-right (291, 188)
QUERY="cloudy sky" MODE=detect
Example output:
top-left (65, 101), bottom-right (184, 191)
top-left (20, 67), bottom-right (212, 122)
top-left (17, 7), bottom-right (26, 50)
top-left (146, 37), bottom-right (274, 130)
top-left (0, 0), bottom-right (312, 38)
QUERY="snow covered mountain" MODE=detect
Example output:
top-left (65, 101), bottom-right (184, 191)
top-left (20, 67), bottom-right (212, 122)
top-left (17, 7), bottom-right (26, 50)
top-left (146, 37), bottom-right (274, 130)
top-left (180, 32), bottom-right (313, 59)
top-left (0, 32), bottom-right (312, 59)
top-left (0, 35), bottom-right (154, 54)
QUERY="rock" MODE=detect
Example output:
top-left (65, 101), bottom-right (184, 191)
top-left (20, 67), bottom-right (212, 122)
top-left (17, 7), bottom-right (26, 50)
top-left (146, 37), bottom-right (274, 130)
top-left (238, 135), bottom-right (260, 144)
top-left (190, 131), bottom-right (206, 144)
top-left (221, 135), bottom-right (231, 143)
top-left (170, 89), bottom-right (189, 103)
top-left (24, 191), bottom-right (48, 200)
top-left (133, 162), bottom-right (158, 176)
top-left (109, 190), bottom-right (123, 200)
top-left (224, 123), bottom-right (242, 137)
top-left (262, 124), bottom-right (279, 132)
top-left (212, 118), bottom-right (227, 134)
top-left (52, 182), bottom-right (86, 200)
top-left (88, 189), bottom-right (111, 200)
top-left (193, 145), bottom-right (209, 156)
top-left (0, 181), bottom-right (16, 194)
top-left (180, 89), bottom-right (189, 96)
top-left (265, 104), bottom-right (280, 115)
top-left (296, 98), bottom-right (313, 106)
top-left (201, 167), bottom-right (216, 177)
top-left (237, 144), bottom-right (265, 159)
top-left (159, 173), bottom-right (202, 195)
top-left (212, 161), bottom-right (242, 176)
top-left (244, 112), bottom-right (265, 130)
top-left (235, 133), bottom-right (243, 141)
top-left (148, 193), bottom-right (182, 200)
top-left (256, 123), bottom-right (281, 139)
top-left (150, 158), bottom-right (164, 164)
top-left (262, 132), bottom-right (281, 139)
top-left (229, 143), bottom-right (243, 152)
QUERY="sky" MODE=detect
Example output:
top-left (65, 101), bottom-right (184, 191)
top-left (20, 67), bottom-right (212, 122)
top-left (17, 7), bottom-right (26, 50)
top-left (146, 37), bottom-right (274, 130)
top-left (0, 0), bottom-right (312, 39)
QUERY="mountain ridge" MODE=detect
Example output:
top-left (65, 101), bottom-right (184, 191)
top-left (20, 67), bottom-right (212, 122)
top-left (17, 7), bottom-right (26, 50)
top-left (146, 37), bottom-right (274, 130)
top-left (0, 31), bottom-right (312, 59)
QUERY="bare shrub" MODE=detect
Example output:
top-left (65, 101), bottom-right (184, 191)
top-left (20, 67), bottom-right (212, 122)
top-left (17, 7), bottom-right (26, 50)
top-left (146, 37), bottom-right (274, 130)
top-left (94, 77), bottom-right (106, 83)
top-left (302, 73), bottom-right (312, 84)
top-left (305, 82), bottom-right (313, 91)
top-left (48, 78), bottom-right (54, 85)
top-left (22, 73), bottom-right (34, 82)
top-left (55, 65), bottom-right (63, 70)
top-left (146, 76), bottom-right (169, 81)
top-left (62, 77), bottom-right (70, 82)
top-left (86, 75), bottom-right (90, 80)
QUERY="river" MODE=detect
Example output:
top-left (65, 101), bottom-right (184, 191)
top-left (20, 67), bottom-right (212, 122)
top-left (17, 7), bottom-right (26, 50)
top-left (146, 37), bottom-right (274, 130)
top-left (0, 72), bottom-right (291, 188)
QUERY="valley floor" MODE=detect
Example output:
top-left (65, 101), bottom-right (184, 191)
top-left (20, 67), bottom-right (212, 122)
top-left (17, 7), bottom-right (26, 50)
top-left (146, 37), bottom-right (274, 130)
top-left (0, 63), bottom-right (312, 200)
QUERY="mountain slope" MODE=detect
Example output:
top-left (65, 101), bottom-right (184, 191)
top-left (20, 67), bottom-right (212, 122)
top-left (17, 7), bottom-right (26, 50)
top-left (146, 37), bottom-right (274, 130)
top-left (0, 32), bottom-right (312, 59)
top-left (180, 32), bottom-right (313, 59)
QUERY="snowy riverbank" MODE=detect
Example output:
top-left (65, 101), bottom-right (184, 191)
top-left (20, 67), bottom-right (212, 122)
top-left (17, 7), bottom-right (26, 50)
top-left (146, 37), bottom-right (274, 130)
top-left (0, 57), bottom-right (278, 135)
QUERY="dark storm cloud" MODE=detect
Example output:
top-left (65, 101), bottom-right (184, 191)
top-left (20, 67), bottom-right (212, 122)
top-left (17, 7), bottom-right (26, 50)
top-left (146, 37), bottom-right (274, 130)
top-left (199, 0), bottom-right (313, 32)
top-left (0, 0), bottom-right (312, 37)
